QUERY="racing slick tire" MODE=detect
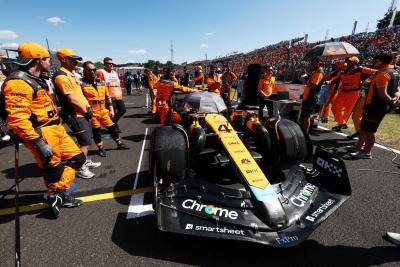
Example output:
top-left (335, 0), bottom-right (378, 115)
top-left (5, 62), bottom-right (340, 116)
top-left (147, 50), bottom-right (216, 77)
top-left (263, 119), bottom-right (309, 169)
top-left (150, 126), bottom-right (188, 185)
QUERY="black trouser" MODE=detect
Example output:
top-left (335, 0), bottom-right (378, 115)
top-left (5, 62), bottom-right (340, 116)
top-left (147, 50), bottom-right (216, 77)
top-left (259, 97), bottom-right (274, 119)
top-left (112, 99), bottom-right (126, 123)
top-left (126, 83), bottom-right (132, 95)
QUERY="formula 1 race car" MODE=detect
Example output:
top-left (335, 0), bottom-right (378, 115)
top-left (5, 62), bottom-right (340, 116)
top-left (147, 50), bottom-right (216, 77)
top-left (150, 91), bottom-right (351, 247)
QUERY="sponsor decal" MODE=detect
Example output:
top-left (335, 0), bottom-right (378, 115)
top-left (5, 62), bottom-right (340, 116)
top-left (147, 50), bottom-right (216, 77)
top-left (245, 169), bottom-right (259, 174)
top-left (275, 235), bottom-right (299, 245)
top-left (316, 157), bottom-right (343, 178)
top-left (185, 223), bottom-right (245, 236)
top-left (228, 141), bottom-right (240, 146)
top-left (233, 149), bottom-right (246, 154)
top-left (241, 158), bottom-right (251, 164)
top-left (290, 183), bottom-right (317, 207)
top-left (305, 198), bottom-right (336, 222)
top-left (182, 199), bottom-right (239, 220)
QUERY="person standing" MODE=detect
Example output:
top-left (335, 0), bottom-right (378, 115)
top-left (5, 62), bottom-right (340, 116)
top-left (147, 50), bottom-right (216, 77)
top-left (258, 65), bottom-right (276, 119)
top-left (181, 66), bottom-right (191, 86)
top-left (300, 58), bottom-right (324, 133)
top-left (2, 42), bottom-right (85, 218)
top-left (53, 48), bottom-right (100, 179)
top-left (97, 57), bottom-right (126, 132)
top-left (145, 68), bottom-right (158, 114)
top-left (193, 65), bottom-right (204, 90)
top-left (351, 52), bottom-right (399, 159)
top-left (221, 65), bottom-right (238, 102)
top-left (331, 57), bottom-right (376, 131)
top-left (81, 61), bottom-right (128, 157)
top-left (205, 66), bottom-right (222, 95)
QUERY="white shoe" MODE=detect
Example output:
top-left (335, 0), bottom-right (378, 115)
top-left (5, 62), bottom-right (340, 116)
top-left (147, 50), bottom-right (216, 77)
top-left (85, 159), bottom-right (101, 169)
top-left (1, 135), bottom-right (10, 141)
top-left (76, 166), bottom-right (95, 179)
top-left (386, 232), bottom-right (400, 246)
top-left (350, 150), bottom-right (372, 159)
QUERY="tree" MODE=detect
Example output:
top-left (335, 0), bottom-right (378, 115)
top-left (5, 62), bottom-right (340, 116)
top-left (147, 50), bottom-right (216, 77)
top-left (377, 11), bottom-right (400, 29)
top-left (144, 60), bottom-right (161, 69)
top-left (94, 61), bottom-right (104, 69)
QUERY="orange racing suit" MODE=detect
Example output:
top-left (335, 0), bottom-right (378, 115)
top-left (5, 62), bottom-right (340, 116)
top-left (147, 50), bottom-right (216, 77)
top-left (2, 71), bottom-right (84, 192)
top-left (321, 70), bottom-right (342, 120)
top-left (206, 74), bottom-right (222, 96)
top-left (147, 73), bottom-right (159, 114)
top-left (194, 71), bottom-right (204, 90)
top-left (331, 67), bottom-right (376, 125)
top-left (155, 79), bottom-right (196, 125)
top-left (221, 71), bottom-right (238, 100)
top-left (81, 79), bottom-right (124, 148)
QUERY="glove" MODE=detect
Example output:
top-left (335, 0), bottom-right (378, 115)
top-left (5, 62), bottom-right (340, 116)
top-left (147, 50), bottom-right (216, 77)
top-left (84, 107), bottom-right (93, 120)
top-left (31, 138), bottom-right (54, 159)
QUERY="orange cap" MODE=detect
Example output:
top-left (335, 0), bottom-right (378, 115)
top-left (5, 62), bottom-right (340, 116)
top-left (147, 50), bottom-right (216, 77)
top-left (16, 41), bottom-right (50, 66)
top-left (196, 66), bottom-right (202, 71)
top-left (56, 48), bottom-right (82, 61)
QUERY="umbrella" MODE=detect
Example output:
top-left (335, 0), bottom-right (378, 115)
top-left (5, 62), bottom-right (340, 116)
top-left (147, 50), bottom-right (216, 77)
top-left (304, 42), bottom-right (360, 60)
top-left (183, 91), bottom-right (227, 114)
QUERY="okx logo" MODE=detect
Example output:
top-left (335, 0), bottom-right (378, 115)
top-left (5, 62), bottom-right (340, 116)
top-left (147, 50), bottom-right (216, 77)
top-left (182, 199), bottom-right (239, 220)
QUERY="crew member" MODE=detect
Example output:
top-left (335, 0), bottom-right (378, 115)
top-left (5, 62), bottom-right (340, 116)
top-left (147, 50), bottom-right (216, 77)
top-left (331, 56), bottom-right (376, 131)
top-left (351, 53), bottom-right (399, 159)
top-left (155, 68), bottom-right (197, 125)
top-left (300, 58), bottom-right (324, 133)
top-left (53, 48), bottom-right (100, 180)
top-left (145, 68), bottom-right (158, 114)
top-left (320, 61), bottom-right (345, 123)
top-left (181, 66), bottom-right (191, 86)
top-left (221, 65), bottom-right (238, 103)
top-left (97, 57), bottom-right (126, 132)
top-left (193, 65), bottom-right (204, 90)
top-left (81, 61), bottom-right (129, 157)
top-left (2, 42), bottom-right (85, 218)
top-left (205, 66), bottom-right (222, 95)
top-left (258, 65), bottom-right (276, 119)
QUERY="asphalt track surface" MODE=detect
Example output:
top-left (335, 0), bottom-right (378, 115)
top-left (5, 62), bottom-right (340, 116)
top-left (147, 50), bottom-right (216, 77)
top-left (0, 89), bottom-right (399, 267)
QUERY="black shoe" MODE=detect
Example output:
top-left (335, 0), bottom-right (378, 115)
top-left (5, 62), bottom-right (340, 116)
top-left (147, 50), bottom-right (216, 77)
top-left (341, 124), bottom-right (348, 129)
top-left (61, 192), bottom-right (83, 208)
top-left (332, 125), bottom-right (341, 132)
top-left (117, 143), bottom-right (129, 150)
top-left (47, 191), bottom-right (63, 218)
top-left (321, 118), bottom-right (328, 123)
top-left (347, 132), bottom-right (358, 140)
top-left (98, 147), bottom-right (107, 157)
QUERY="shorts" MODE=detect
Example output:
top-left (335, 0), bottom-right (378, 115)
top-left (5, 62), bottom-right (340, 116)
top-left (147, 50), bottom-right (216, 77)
top-left (360, 104), bottom-right (390, 133)
top-left (64, 115), bottom-right (92, 146)
top-left (301, 95), bottom-right (318, 119)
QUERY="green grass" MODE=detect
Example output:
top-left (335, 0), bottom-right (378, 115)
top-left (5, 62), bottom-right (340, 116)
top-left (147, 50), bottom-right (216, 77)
top-left (323, 113), bottom-right (400, 150)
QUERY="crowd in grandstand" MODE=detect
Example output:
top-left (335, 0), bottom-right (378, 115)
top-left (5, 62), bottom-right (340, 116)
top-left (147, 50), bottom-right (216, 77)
top-left (187, 27), bottom-right (400, 81)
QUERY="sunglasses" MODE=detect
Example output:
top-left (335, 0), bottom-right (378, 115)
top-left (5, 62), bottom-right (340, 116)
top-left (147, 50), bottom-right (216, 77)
top-left (85, 68), bottom-right (97, 72)
top-left (105, 62), bottom-right (113, 65)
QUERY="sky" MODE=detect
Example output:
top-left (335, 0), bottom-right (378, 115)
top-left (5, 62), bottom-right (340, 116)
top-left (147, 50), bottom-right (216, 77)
top-left (0, 0), bottom-right (395, 64)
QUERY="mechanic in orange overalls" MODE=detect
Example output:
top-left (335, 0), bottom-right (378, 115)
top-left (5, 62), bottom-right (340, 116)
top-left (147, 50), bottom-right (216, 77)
top-left (221, 64), bottom-right (238, 102)
top-left (145, 68), bottom-right (158, 114)
top-left (331, 56), bottom-right (376, 131)
top-left (155, 68), bottom-right (197, 125)
top-left (320, 61), bottom-right (346, 123)
top-left (193, 65), bottom-right (205, 90)
top-left (205, 66), bottom-right (222, 96)
top-left (81, 61), bottom-right (128, 157)
top-left (2, 42), bottom-right (85, 218)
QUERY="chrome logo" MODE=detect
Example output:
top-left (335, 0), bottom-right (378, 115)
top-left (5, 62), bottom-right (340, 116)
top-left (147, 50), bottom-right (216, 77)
top-left (182, 199), bottom-right (239, 220)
